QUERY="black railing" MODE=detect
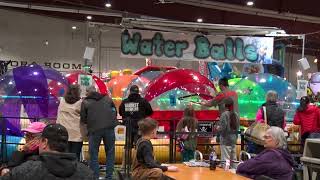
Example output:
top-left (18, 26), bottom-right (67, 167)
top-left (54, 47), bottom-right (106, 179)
top-left (0, 115), bottom-right (302, 166)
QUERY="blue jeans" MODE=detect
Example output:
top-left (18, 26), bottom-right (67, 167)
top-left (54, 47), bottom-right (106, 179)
top-left (89, 128), bottom-right (115, 179)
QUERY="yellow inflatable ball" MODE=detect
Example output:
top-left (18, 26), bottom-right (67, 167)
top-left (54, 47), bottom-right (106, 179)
top-left (110, 71), bottom-right (120, 78)
top-left (122, 69), bottom-right (132, 75)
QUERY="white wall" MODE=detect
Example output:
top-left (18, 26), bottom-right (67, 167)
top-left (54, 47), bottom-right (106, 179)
top-left (0, 9), bottom-right (87, 73)
top-left (284, 53), bottom-right (317, 85)
top-left (0, 9), bottom-right (317, 86)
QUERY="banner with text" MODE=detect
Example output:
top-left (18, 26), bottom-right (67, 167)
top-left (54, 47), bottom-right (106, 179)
top-left (121, 30), bottom-right (274, 64)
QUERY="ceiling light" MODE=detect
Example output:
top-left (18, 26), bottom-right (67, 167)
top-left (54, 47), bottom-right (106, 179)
top-left (44, 40), bottom-right (49, 46)
top-left (246, 1), bottom-right (254, 6)
top-left (86, 16), bottom-right (92, 20)
top-left (314, 59), bottom-right (318, 63)
top-left (296, 71), bottom-right (302, 77)
top-left (197, 18), bottom-right (203, 23)
top-left (72, 26), bottom-right (77, 30)
top-left (105, 1), bottom-right (111, 8)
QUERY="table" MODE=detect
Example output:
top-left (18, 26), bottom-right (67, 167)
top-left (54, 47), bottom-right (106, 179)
top-left (165, 164), bottom-right (251, 180)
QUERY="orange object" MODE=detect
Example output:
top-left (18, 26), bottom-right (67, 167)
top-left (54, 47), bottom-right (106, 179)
top-left (107, 75), bottom-right (138, 109)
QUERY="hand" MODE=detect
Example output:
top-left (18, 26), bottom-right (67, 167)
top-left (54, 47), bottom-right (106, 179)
top-left (1, 168), bottom-right (9, 176)
top-left (167, 166), bottom-right (178, 172)
top-left (23, 137), bottom-right (41, 152)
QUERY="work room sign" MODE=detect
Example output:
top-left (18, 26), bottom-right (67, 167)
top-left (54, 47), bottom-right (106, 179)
top-left (121, 29), bottom-right (273, 64)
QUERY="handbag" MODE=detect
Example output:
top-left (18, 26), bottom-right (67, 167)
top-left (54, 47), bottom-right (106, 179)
top-left (244, 106), bottom-right (270, 145)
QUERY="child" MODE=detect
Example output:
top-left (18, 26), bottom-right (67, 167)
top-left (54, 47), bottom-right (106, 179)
top-left (217, 97), bottom-right (239, 169)
top-left (132, 118), bottom-right (177, 180)
top-left (176, 106), bottom-right (198, 162)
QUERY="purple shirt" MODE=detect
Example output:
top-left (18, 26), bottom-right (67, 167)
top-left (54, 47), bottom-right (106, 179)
top-left (237, 148), bottom-right (294, 180)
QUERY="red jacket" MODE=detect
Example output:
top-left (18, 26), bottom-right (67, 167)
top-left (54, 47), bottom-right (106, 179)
top-left (293, 104), bottom-right (320, 136)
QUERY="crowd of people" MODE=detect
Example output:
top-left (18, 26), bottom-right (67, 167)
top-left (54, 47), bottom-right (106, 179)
top-left (1, 76), bottom-right (320, 180)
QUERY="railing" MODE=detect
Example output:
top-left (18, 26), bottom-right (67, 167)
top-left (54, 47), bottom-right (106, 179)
top-left (0, 116), bottom-right (301, 165)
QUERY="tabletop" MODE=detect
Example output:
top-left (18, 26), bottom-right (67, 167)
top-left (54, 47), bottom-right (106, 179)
top-left (164, 164), bottom-right (251, 180)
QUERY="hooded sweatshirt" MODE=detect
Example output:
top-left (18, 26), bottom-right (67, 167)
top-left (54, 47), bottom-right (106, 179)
top-left (119, 93), bottom-right (153, 130)
top-left (80, 92), bottom-right (118, 134)
top-left (1, 152), bottom-right (94, 180)
top-left (237, 148), bottom-right (294, 180)
top-left (293, 104), bottom-right (320, 136)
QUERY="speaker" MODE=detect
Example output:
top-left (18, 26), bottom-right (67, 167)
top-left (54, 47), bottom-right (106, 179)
top-left (83, 47), bottom-right (95, 62)
top-left (298, 57), bottom-right (310, 70)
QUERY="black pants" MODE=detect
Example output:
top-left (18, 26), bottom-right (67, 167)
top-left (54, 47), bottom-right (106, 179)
top-left (68, 141), bottom-right (83, 161)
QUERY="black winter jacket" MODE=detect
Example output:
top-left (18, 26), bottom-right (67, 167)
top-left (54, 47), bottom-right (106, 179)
top-left (119, 93), bottom-right (153, 130)
top-left (80, 92), bottom-right (118, 134)
top-left (1, 152), bottom-right (94, 180)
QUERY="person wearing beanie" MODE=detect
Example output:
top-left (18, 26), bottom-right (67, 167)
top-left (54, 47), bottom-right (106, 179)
top-left (119, 85), bottom-right (153, 147)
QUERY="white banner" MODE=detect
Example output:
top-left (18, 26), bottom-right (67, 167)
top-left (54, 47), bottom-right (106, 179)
top-left (121, 29), bottom-right (274, 64)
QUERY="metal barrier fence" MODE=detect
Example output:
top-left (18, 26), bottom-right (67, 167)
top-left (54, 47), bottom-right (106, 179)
top-left (0, 116), bottom-right (301, 165)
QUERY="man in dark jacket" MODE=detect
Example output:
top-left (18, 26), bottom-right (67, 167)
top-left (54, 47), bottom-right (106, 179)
top-left (80, 86), bottom-right (118, 180)
top-left (0, 124), bottom-right (94, 180)
top-left (119, 85), bottom-right (153, 147)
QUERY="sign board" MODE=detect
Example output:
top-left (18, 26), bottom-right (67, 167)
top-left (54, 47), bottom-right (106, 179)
top-left (297, 80), bottom-right (308, 99)
top-left (198, 122), bottom-right (213, 137)
top-left (121, 29), bottom-right (274, 64)
top-left (78, 74), bottom-right (93, 97)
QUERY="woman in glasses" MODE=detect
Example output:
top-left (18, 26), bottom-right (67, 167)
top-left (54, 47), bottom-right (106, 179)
top-left (237, 127), bottom-right (294, 180)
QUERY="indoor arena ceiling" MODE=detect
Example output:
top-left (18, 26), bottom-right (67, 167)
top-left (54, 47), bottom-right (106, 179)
top-left (1, 0), bottom-right (320, 55)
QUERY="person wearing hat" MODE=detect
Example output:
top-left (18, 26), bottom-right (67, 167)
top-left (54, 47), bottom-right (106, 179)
top-left (119, 85), bottom-right (153, 147)
top-left (0, 122), bottom-right (46, 176)
top-left (0, 124), bottom-right (94, 180)
top-left (119, 85), bottom-right (153, 171)
top-left (80, 86), bottom-right (118, 179)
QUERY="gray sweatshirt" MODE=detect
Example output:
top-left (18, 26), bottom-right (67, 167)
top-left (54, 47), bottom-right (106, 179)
top-left (218, 111), bottom-right (240, 146)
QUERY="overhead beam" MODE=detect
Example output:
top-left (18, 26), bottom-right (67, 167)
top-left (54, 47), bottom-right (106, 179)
top-left (0, 1), bottom-right (160, 20)
top-left (170, 0), bottom-right (320, 24)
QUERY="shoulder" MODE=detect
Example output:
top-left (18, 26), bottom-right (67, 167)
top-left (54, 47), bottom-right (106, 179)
top-left (11, 160), bottom-right (43, 176)
top-left (75, 99), bottom-right (83, 105)
top-left (220, 112), bottom-right (229, 118)
top-left (255, 149), bottom-right (279, 160)
top-left (137, 139), bottom-right (152, 148)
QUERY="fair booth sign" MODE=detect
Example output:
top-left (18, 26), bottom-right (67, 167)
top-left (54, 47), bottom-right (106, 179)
top-left (121, 29), bottom-right (274, 64)
top-left (78, 74), bottom-right (93, 97)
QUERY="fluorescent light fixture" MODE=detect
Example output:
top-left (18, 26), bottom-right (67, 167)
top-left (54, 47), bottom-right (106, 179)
top-left (246, 1), bottom-right (254, 6)
top-left (197, 18), bottom-right (203, 23)
top-left (296, 71), bottom-right (302, 77)
top-left (105, 1), bottom-right (111, 8)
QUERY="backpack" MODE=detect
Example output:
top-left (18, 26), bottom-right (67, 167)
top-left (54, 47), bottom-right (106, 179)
top-left (262, 103), bottom-right (284, 128)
